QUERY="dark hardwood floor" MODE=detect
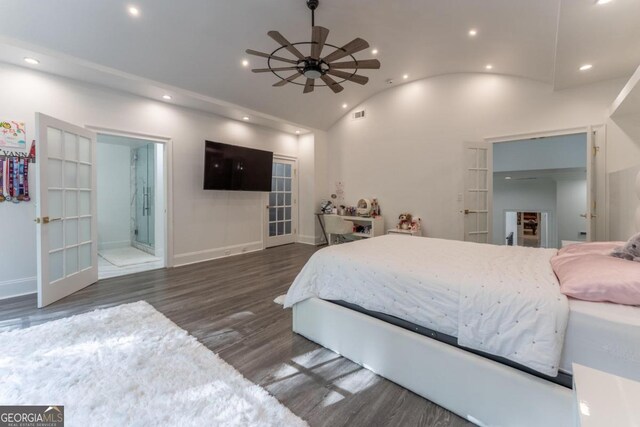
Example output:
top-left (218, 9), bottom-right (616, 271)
top-left (0, 244), bottom-right (471, 427)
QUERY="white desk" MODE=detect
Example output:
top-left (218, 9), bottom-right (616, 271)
top-left (323, 214), bottom-right (384, 240)
top-left (387, 229), bottom-right (422, 237)
top-left (573, 363), bottom-right (640, 427)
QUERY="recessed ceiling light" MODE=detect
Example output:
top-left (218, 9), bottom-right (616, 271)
top-left (242, 59), bottom-right (249, 67)
top-left (371, 49), bottom-right (378, 55)
top-left (579, 64), bottom-right (593, 71)
top-left (505, 176), bottom-right (512, 180)
top-left (485, 64), bottom-right (493, 70)
top-left (128, 6), bottom-right (140, 16)
top-left (23, 57), bottom-right (39, 65)
top-left (595, 0), bottom-right (613, 4)
top-left (468, 29), bottom-right (478, 37)
top-left (295, 130), bottom-right (301, 134)
top-left (402, 74), bottom-right (409, 79)
top-left (342, 103), bottom-right (348, 109)
top-left (162, 94), bottom-right (172, 100)
top-left (242, 116), bottom-right (250, 121)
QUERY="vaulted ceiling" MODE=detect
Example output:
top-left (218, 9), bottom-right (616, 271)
top-left (0, 0), bottom-right (638, 131)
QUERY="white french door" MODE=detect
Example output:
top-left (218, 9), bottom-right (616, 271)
top-left (586, 127), bottom-right (597, 241)
top-left (35, 113), bottom-right (98, 307)
top-left (265, 157), bottom-right (297, 248)
top-left (463, 142), bottom-right (493, 243)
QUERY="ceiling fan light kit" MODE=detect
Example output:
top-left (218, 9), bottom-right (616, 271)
top-left (246, 0), bottom-right (381, 94)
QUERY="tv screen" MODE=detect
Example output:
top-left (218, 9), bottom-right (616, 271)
top-left (203, 141), bottom-right (273, 191)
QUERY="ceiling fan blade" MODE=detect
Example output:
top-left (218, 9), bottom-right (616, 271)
top-left (322, 38), bottom-right (370, 63)
top-left (252, 67), bottom-right (298, 73)
top-left (268, 31), bottom-right (306, 60)
top-left (320, 74), bottom-right (344, 93)
top-left (303, 79), bottom-right (314, 94)
top-left (245, 49), bottom-right (299, 65)
top-left (326, 70), bottom-right (369, 85)
top-left (329, 59), bottom-right (381, 69)
top-left (311, 26), bottom-right (330, 60)
top-left (273, 72), bottom-right (302, 87)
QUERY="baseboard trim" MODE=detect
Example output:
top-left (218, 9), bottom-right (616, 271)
top-left (98, 240), bottom-right (131, 251)
top-left (297, 234), bottom-right (316, 245)
top-left (298, 234), bottom-right (325, 246)
top-left (173, 241), bottom-right (264, 267)
top-left (0, 277), bottom-right (37, 300)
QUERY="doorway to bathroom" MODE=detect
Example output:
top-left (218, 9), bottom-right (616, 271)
top-left (96, 133), bottom-right (166, 279)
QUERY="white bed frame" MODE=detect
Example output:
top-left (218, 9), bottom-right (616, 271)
top-left (293, 298), bottom-right (574, 427)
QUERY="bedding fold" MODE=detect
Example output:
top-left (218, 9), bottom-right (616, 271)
top-left (285, 235), bottom-right (569, 376)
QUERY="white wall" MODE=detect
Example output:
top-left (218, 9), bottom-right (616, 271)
top-left (493, 134), bottom-right (586, 173)
top-left (96, 141), bottom-right (131, 250)
top-left (492, 179), bottom-right (558, 248)
top-left (297, 133), bottom-right (315, 245)
top-left (326, 73), bottom-right (623, 239)
top-left (0, 62), bottom-right (299, 299)
top-left (557, 178), bottom-right (587, 243)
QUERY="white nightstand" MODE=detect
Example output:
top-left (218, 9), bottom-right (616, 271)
top-left (387, 229), bottom-right (422, 237)
top-left (573, 364), bottom-right (640, 426)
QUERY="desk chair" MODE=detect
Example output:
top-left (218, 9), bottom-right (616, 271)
top-left (324, 215), bottom-right (355, 245)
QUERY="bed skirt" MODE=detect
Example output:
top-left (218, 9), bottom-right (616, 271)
top-left (293, 298), bottom-right (574, 427)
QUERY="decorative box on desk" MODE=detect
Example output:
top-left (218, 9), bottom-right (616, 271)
top-left (387, 229), bottom-right (422, 237)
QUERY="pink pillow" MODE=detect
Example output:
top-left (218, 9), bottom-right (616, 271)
top-left (551, 242), bottom-right (640, 306)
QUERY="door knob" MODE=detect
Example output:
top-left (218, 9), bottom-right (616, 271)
top-left (34, 217), bottom-right (61, 224)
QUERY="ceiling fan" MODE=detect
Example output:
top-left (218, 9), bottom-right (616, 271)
top-left (245, 0), bottom-right (381, 94)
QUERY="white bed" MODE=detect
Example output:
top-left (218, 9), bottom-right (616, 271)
top-left (286, 235), bottom-right (640, 426)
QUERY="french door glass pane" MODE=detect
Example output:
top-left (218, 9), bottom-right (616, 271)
top-left (78, 136), bottom-right (91, 163)
top-left (50, 251), bottom-right (64, 282)
top-left (48, 128), bottom-right (63, 158)
top-left (65, 191), bottom-right (78, 216)
top-left (65, 219), bottom-right (78, 245)
top-left (48, 159), bottom-right (62, 187)
top-left (66, 246), bottom-right (78, 275)
top-left (49, 221), bottom-right (63, 251)
top-left (79, 243), bottom-right (91, 270)
top-left (49, 190), bottom-right (63, 218)
top-left (64, 162), bottom-right (77, 187)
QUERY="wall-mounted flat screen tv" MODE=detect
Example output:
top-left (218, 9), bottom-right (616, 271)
top-left (203, 141), bottom-right (273, 191)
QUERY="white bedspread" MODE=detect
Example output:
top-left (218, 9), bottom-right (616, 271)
top-left (285, 235), bottom-right (569, 376)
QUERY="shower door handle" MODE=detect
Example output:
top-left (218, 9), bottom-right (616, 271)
top-left (143, 187), bottom-right (151, 216)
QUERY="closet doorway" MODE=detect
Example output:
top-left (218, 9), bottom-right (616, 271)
top-left (96, 133), bottom-right (167, 278)
top-left (490, 131), bottom-right (596, 248)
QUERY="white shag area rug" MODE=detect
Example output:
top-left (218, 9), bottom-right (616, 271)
top-left (99, 246), bottom-right (160, 267)
top-left (273, 295), bottom-right (286, 305)
top-left (0, 301), bottom-right (306, 427)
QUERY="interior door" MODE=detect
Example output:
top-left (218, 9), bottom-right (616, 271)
top-left (463, 142), bottom-right (493, 243)
top-left (585, 127), bottom-right (597, 241)
top-left (265, 158), bottom-right (297, 248)
top-left (36, 113), bottom-right (98, 307)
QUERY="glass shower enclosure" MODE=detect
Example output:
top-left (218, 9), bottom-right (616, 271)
top-left (132, 143), bottom-right (155, 253)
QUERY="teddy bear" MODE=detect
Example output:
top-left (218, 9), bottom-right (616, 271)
top-left (398, 213), bottom-right (413, 230)
top-left (611, 232), bottom-right (640, 262)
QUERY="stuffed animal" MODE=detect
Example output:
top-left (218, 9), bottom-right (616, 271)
top-left (398, 213), bottom-right (413, 230)
top-left (611, 232), bottom-right (640, 262)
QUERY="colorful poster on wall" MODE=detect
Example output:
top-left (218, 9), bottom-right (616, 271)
top-left (0, 121), bottom-right (26, 149)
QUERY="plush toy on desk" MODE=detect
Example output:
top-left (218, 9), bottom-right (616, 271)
top-left (397, 213), bottom-right (413, 230)
top-left (611, 233), bottom-right (640, 262)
